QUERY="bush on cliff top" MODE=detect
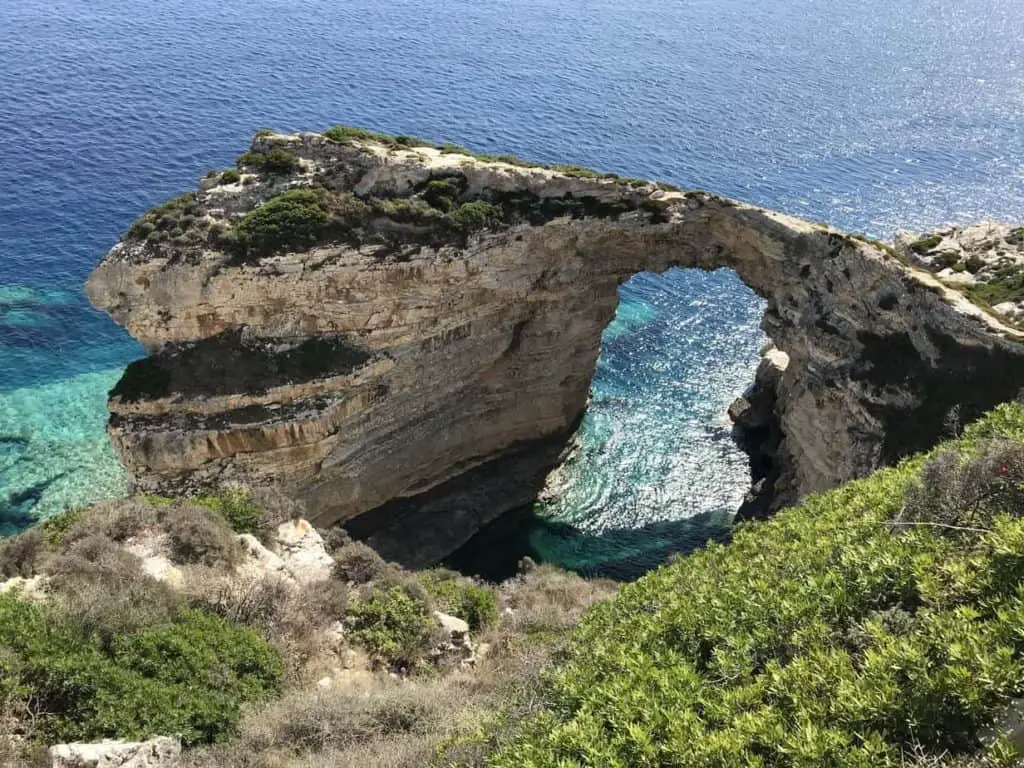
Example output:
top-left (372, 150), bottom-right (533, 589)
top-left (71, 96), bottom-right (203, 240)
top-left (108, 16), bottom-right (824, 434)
top-left (483, 403), bottom-right (1024, 767)
top-left (231, 187), bottom-right (330, 258)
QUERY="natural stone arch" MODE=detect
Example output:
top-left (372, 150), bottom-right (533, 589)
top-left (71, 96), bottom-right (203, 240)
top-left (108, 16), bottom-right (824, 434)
top-left (87, 133), bottom-right (1024, 565)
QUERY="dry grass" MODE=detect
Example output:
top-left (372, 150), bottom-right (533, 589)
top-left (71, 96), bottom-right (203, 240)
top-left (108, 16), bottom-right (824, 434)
top-left (165, 502), bottom-right (242, 566)
top-left (43, 533), bottom-right (181, 636)
top-left (0, 528), bottom-right (46, 578)
top-left (333, 541), bottom-right (390, 585)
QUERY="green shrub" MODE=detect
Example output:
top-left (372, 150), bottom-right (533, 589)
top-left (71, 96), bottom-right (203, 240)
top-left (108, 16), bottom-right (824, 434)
top-left (333, 541), bottom-right (390, 585)
top-left (232, 188), bottom-right (330, 258)
top-left (322, 125), bottom-right (434, 150)
top-left (422, 178), bottom-right (461, 212)
top-left (236, 149), bottom-right (298, 175)
top-left (346, 586), bottom-right (435, 667)
top-left (219, 169), bottom-right (241, 185)
top-left (448, 201), bottom-right (503, 233)
top-left (0, 594), bottom-right (281, 746)
top-left (191, 487), bottom-right (264, 535)
top-left (420, 570), bottom-right (498, 632)
top-left (41, 507), bottom-right (84, 546)
top-left (486, 403), bottom-right (1024, 767)
top-left (125, 193), bottom-right (199, 241)
top-left (910, 234), bottom-right (943, 254)
top-left (323, 125), bottom-right (391, 144)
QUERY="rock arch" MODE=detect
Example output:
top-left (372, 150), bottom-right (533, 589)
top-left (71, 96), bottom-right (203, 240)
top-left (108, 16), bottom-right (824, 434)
top-left (87, 133), bottom-right (1024, 565)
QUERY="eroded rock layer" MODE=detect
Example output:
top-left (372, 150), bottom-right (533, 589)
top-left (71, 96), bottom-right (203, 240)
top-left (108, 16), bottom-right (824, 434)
top-left (87, 131), bottom-right (1024, 564)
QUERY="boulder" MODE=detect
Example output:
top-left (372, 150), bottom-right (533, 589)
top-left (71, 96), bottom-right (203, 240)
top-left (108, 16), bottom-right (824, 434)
top-left (274, 520), bottom-right (333, 583)
top-left (49, 736), bottom-right (181, 768)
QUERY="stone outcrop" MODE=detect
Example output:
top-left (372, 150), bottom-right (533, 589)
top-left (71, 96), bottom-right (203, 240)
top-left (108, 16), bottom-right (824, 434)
top-left (896, 223), bottom-right (1024, 322)
top-left (86, 130), bottom-right (1024, 566)
top-left (49, 736), bottom-right (181, 768)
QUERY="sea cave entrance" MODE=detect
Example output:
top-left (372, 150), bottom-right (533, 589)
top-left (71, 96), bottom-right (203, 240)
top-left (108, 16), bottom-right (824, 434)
top-left (444, 267), bottom-right (769, 582)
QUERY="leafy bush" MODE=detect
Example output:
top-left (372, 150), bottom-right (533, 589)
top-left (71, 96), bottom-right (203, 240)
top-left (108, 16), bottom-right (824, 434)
top-left (41, 506), bottom-right (84, 546)
top-left (0, 594), bottom-right (282, 746)
top-left (164, 503), bottom-right (241, 566)
top-left (420, 569), bottom-right (498, 632)
top-left (322, 125), bottom-right (433, 149)
top-left (231, 188), bottom-right (330, 258)
top-left (219, 168), bottom-right (241, 185)
top-left (422, 178), bottom-right (461, 212)
top-left (487, 403), bottom-right (1024, 767)
top-left (333, 541), bottom-right (390, 585)
top-left (191, 487), bottom-right (264, 535)
top-left (448, 201), bottom-right (503, 233)
top-left (346, 586), bottom-right (436, 667)
top-left (236, 148), bottom-right (298, 175)
top-left (910, 234), bottom-right (943, 254)
top-left (125, 192), bottom-right (200, 242)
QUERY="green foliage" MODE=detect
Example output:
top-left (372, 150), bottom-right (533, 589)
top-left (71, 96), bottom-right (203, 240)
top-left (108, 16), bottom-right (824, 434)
top-left (910, 234), bottom-right (943, 254)
top-left (125, 192), bottom-right (201, 242)
top-left (41, 507), bottom-right (84, 547)
top-left (219, 168), bottom-right (241, 185)
top-left (232, 188), bottom-right (330, 258)
top-left (420, 570), bottom-right (498, 632)
top-left (448, 201), bottom-right (503, 233)
top-left (488, 403), bottom-right (1024, 767)
top-left (322, 125), bottom-right (434, 150)
top-left (0, 594), bottom-right (281, 746)
top-left (236, 148), bottom-right (299, 175)
top-left (964, 264), bottom-right (1024, 307)
top-left (423, 178), bottom-right (461, 212)
top-left (346, 586), bottom-right (436, 666)
top-left (191, 487), bottom-right (264, 535)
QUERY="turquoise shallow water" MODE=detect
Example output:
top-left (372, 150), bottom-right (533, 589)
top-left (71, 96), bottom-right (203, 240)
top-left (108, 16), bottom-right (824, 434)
top-left (2, 0), bottom-right (1023, 574)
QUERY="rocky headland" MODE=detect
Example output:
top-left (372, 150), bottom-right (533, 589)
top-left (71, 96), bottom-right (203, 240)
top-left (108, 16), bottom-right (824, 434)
top-left (86, 128), bottom-right (1024, 565)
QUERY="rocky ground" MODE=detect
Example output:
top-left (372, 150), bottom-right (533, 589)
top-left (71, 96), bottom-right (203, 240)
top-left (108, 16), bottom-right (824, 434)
top-left (896, 223), bottom-right (1024, 322)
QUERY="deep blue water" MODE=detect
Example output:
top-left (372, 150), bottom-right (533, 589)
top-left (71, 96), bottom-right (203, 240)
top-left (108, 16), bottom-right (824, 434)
top-left (2, 1), bottom-right (1023, 567)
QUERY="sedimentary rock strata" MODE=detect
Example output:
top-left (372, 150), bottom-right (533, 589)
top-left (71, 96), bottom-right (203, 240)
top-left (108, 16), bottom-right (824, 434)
top-left (87, 130), bottom-right (1024, 565)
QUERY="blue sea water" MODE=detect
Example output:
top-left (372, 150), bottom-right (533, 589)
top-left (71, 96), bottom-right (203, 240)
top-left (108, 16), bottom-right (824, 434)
top-left (1, 0), bottom-right (1023, 568)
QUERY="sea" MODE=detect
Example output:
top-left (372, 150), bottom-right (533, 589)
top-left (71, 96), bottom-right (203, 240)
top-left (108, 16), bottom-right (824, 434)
top-left (2, 0), bottom-right (1022, 577)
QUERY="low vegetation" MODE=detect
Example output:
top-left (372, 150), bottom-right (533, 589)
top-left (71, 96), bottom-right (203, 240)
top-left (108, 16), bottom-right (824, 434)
top-left (123, 191), bottom-right (211, 253)
top-left (0, 485), bottom-right (615, 767)
top-left (481, 403), bottom-right (1024, 767)
top-left (963, 263), bottom-right (1024, 308)
top-left (236, 148), bottom-right (300, 176)
top-left (910, 234), bottom-right (943, 254)
top-left (12, 393), bottom-right (1024, 767)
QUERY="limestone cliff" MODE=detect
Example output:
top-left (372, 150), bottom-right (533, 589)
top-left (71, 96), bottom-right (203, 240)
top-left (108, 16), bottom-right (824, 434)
top-left (86, 130), bottom-right (1024, 565)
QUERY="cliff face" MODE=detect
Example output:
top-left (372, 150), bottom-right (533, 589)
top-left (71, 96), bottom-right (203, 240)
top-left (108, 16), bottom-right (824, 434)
top-left (86, 131), bottom-right (1024, 565)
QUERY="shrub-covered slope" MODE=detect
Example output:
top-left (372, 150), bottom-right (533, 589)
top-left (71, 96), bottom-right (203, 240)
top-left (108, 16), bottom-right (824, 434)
top-left (486, 404), bottom-right (1024, 767)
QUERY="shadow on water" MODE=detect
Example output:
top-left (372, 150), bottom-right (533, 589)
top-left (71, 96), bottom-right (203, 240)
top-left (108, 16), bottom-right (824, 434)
top-left (444, 504), bottom-right (733, 583)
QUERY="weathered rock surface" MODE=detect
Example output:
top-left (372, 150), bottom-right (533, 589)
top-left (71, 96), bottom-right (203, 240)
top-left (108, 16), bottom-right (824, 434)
top-left (87, 131), bottom-right (1024, 565)
top-left (896, 222), bottom-right (1024, 320)
top-left (49, 736), bottom-right (181, 768)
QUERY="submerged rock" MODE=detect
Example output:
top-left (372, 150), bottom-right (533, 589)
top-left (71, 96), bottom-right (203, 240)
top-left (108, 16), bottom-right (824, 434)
top-left (86, 130), bottom-right (1024, 565)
